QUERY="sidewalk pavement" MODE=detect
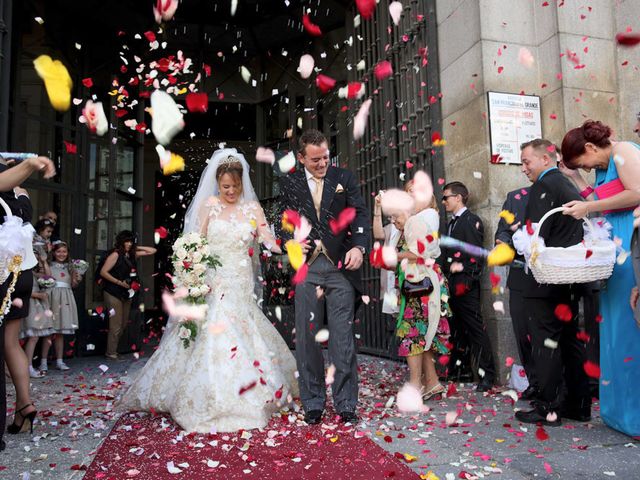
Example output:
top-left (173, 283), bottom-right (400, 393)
top-left (1, 354), bottom-right (638, 479)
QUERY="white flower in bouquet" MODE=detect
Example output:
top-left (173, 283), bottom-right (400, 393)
top-left (175, 247), bottom-right (188, 260)
top-left (192, 250), bottom-right (203, 263)
top-left (71, 259), bottom-right (89, 275)
top-left (178, 326), bottom-right (191, 340)
top-left (37, 275), bottom-right (56, 289)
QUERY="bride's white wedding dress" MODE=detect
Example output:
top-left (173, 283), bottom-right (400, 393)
top-left (118, 199), bottom-right (298, 433)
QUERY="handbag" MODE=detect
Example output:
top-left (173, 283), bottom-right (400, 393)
top-left (401, 276), bottom-right (434, 298)
top-left (0, 196), bottom-right (31, 325)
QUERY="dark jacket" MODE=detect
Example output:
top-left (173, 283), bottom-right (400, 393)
top-left (522, 168), bottom-right (583, 298)
top-left (441, 208), bottom-right (484, 292)
top-left (278, 166), bottom-right (370, 293)
top-left (495, 187), bottom-right (530, 291)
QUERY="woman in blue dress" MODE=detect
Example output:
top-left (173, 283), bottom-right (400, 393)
top-left (560, 120), bottom-right (640, 437)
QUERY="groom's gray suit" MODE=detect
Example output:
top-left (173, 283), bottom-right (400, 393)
top-left (278, 165), bottom-right (370, 414)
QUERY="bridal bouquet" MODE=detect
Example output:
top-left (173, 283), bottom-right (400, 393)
top-left (37, 275), bottom-right (56, 289)
top-left (171, 232), bottom-right (221, 348)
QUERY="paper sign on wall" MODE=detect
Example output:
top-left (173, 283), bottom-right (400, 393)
top-left (487, 92), bottom-right (542, 165)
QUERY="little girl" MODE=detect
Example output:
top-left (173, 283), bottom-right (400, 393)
top-left (21, 256), bottom-right (55, 378)
top-left (45, 241), bottom-right (81, 371)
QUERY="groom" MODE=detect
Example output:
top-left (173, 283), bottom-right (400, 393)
top-left (278, 129), bottom-right (370, 424)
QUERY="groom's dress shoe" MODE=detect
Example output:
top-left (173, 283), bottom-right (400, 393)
top-left (515, 407), bottom-right (562, 427)
top-left (304, 410), bottom-right (323, 425)
top-left (338, 411), bottom-right (358, 424)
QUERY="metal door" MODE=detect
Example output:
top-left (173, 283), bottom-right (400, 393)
top-left (347, 0), bottom-right (443, 356)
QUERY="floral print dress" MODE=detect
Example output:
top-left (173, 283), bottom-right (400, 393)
top-left (395, 234), bottom-right (451, 357)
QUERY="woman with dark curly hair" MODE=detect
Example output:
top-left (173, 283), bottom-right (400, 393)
top-left (560, 120), bottom-right (640, 437)
top-left (100, 231), bottom-right (156, 360)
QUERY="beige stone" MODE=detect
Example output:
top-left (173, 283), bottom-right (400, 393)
top-left (479, 0), bottom-right (536, 45)
top-left (558, 34), bottom-right (617, 93)
top-left (556, 0), bottom-right (613, 39)
top-left (443, 95), bottom-right (489, 164)
top-left (440, 42), bottom-right (484, 118)
top-left (482, 40), bottom-right (540, 94)
top-left (437, 0), bottom-right (481, 71)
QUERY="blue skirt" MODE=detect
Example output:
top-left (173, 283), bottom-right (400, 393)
top-left (599, 210), bottom-right (640, 437)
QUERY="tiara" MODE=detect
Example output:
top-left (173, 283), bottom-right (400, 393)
top-left (219, 155), bottom-right (240, 166)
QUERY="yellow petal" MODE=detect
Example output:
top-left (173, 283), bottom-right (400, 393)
top-left (329, 436), bottom-right (339, 443)
top-left (285, 240), bottom-right (304, 270)
top-left (33, 55), bottom-right (73, 111)
top-left (162, 153), bottom-right (185, 175)
top-left (499, 209), bottom-right (516, 225)
top-left (487, 243), bottom-right (516, 266)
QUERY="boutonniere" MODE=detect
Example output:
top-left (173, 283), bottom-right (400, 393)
top-left (335, 183), bottom-right (344, 193)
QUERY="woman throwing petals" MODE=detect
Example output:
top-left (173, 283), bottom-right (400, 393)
top-left (560, 120), bottom-right (640, 437)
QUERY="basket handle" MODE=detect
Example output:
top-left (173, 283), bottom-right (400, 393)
top-left (0, 197), bottom-right (13, 219)
top-left (532, 206), bottom-right (595, 244)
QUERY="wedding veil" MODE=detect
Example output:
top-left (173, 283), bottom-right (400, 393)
top-left (182, 148), bottom-right (258, 234)
top-left (161, 147), bottom-right (263, 346)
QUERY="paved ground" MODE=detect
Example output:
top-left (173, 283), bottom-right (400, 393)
top-left (1, 354), bottom-right (638, 479)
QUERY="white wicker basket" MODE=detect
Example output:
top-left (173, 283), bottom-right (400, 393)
top-left (528, 207), bottom-right (616, 284)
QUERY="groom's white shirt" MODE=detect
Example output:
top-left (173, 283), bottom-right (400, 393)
top-left (305, 167), bottom-right (319, 194)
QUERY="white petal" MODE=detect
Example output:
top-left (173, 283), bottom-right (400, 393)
top-left (297, 54), bottom-right (315, 79)
top-left (389, 2), bottom-right (403, 26)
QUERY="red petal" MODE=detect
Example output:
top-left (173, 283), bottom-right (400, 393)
top-left (616, 32), bottom-right (640, 47)
top-left (554, 304), bottom-right (573, 322)
top-left (186, 92), bottom-right (208, 113)
top-left (585, 249), bottom-right (593, 259)
top-left (536, 426), bottom-right (549, 441)
top-left (82, 78), bottom-right (93, 88)
top-left (315, 74), bottom-right (336, 94)
top-left (583, 360), bottom-right (601, 378)
top-left (329, 207), bottom-right (356, 235)
top-left (355, 0), bottom-right (377, 19)
top-left (302, 14), bottom-right (323, 37)
top-left (374, 61), bottom-right (393, 81)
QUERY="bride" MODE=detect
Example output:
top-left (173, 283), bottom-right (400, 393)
top-left (118, 148), bottom-right (298, 433)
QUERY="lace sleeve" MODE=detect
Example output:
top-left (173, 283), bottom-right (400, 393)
top-left (197, 196), bottom-right (220, 235)
top-left (253, 202), bottom-right (281, 254)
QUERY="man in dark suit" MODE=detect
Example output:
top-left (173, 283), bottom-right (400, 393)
top-left (441, 181), bottom-right (496, 391)
top-left (278, 129), bottom-right (370, 425)
top-left (494, 185), bottom-right (539, 400)
top-left (515, 138), bottom-right (591, 425)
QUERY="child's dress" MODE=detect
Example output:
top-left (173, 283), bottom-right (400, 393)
top-left (20, 275), bottom-right (55, 339)
top-left (48, 262), bottom-right (78, 334)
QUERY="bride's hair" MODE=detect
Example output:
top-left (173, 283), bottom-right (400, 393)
top-left (215, 156), bottom-right (243, 186)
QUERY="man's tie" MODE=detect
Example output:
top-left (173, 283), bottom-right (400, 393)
top-left (447, 215), bottom-right (458, 236)
top-left (311, 177), bottom-right (324, 219)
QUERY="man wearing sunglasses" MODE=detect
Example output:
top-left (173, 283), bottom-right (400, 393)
top-left (441, 181), bottom-right (496, 392)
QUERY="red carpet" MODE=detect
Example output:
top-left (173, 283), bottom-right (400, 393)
top-left (84, 412), bottom-right (421, 479)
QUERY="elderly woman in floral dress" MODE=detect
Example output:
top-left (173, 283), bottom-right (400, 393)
top-left (393, 196), bottom-right (451, 401)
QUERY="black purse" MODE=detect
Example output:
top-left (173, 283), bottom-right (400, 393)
top-left (401, 276), bottom-right (434, 298)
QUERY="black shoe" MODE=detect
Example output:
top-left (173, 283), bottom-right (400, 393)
top-left (0, 440), bottom-right (5, 452)
top-left (476, 380), bottom-right (494, 392)
top-left (303, 410), bottom-right (323, 425)
top-left (515, 408), bottom-right (562, 427)
top-left (7, 404), bottom-right (37, 435)
top-left (521, 386), bottom-right (540, 401)
top-left (561, 407), bottom-right (591, 422)
top-left (338, 411), bottom-right (358, 424)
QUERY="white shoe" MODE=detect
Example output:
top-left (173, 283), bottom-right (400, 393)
top-left (29, 366), bottom-right (45, 378)
top-left (56, 361), bottom-right (70, 371)
top-left (39, 361), bottom-right (48, 372)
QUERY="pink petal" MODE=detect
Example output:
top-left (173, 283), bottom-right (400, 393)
top-left (297, 54), bottom-right (315, 79)
top-left (353, 98), bottom-right (372, 139)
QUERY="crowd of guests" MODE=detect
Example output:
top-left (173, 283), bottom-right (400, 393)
top-left (0, 155), bottom-right (156, 451)
top-left (374, 119), bottom-right (640, 438)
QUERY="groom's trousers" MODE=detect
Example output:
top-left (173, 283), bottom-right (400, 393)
top-left (294, 255), bottom-right (358, 413)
